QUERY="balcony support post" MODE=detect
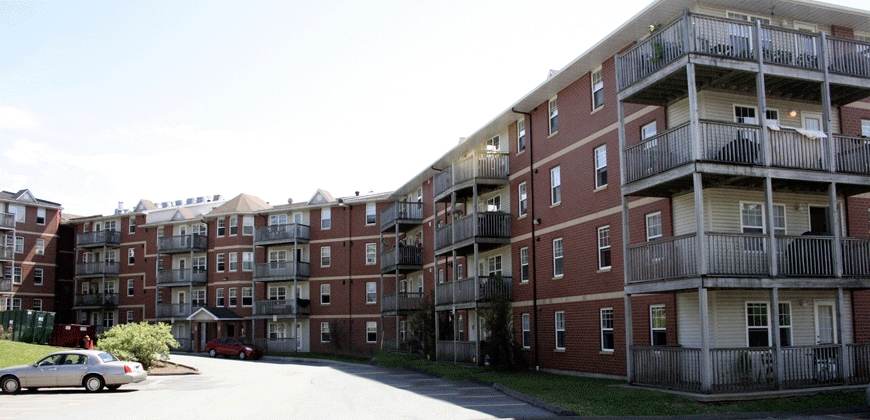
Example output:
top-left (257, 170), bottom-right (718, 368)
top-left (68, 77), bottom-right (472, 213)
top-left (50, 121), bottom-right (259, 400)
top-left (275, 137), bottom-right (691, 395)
top-left (693, 173), bottom-right (707, 275)
top-left (698, 286), bottom-right (712, 393)
top-left (624, 292), bottom-right (634, 384)
top-left (763, 177), bottom-right (778, 277)
top-left (770, 287), bottom-right (784, 389)
top-left (837, 287), bottom-right (848, 382)
top-left (829, 183), bottom-right (843, 278)
top-left (820, 32), bottom-right (834, 173)
top-left (754, 19), bottom-right (772, 168)
top-left (687, 63), bottom-right (701, 161)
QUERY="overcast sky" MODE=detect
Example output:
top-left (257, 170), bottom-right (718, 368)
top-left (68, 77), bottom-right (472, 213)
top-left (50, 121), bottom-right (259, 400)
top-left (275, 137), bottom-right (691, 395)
top-left (0, 0), bottom-right (864, 216)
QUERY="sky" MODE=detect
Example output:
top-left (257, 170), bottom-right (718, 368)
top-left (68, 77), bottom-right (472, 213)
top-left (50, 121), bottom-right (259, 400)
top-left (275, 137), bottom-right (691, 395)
top-left (0, 0), bottom-right (866, 216)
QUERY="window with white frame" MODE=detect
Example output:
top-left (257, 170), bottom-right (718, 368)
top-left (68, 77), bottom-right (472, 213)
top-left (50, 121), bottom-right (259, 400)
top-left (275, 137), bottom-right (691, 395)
top-left (105, 220), bottom-right (117, 232)
top-left (269, 250), bottom-right (287, 263)
top-left (365, 203), bottom-right (376, 225)
top-left (517, 118), bottom-right (526, 152)
top-left (456, 264), bottom-right (463, 280)
top-left (229, 217), bottom-right (238, 235)
top-left (128, 216), bottom-right (136, 233)
top-left (33, 298), bottom-right (42, 311)
top-left (321, 208), bottom-right (331, 229)
top-left (486, 135), bottom-right (500, 152)
top-left (600, 308), bottom-right (614, 351)
top-left (779, 302), bottom-right (792, 346)
top-left (33, 268), bottom-right (43, 286)
top-left (520, 247), bottom-right (529, 283)
top-left (216, 254), bottom-right (225, 272)
top-left (365, 243), bottom-right (376, 265)
top-left (103, 312), bottom-right (115, 329)
top-left (192, 256), bottom-right (205, 273)
top-left (8, 204), bottom-right (24, 223)
top-left (746, 302), bottom-right (770, 347)
top-left (591, 67), bottom-right (604, 109)
top-left (5, 298), bottom-right (22, 310)
top-left (126, 247), bottom-right (135, 265)
top-left (550, 166), bottom-right (561, 205)
top-left (127, 279), bottom-right (134, 296)
top-left (242, 287), bottom-right (253, 306)
top-left (191, 289), bottom-right (205, 307)
top-left (726, 11), bottom-right (771, 25)
top-left (642, 121), bottom-right (657, 140)
top-left (521, 313), bottom-right (531, 348)
top-left (37, 208), bottom-right (46, 225)
top-left (734, 105), bottom-right (757, 124)
top-left (487, 255), bottom-right (502, 277)
top-left (594, 145), bottom-right (607, 188)
top-left (216, 288), bottom-right (225, 306)
top-left (366, 321), bottom-right (377, 343)
top-left (366, 282), bottom-right (377, 304)
top-left (229, 288), bottom-right (237, 307)
top-left (555, 311), bottom-right (566, 350)
top-left (438, 268), bottom-right (444, 283)
top-left (321, 246), bottom-right (331, 267)
top-left (862, 119), bottom-right (870, 137)
top-left (268, 286), bottom-right (286, 301)
top-left (650, 305), bottom-right (666, 345)
top-left (598, 226), bottom-right (611, 270)
top-left (321, 322), bottom-right (331, 342)
top-left (14, 236), bottom-right (23, 253)
top-left (217, 219), bottom-right (225, 236)
top-left (270, 214), bottom-right (287, 226)
top-left (485, 195), bottom-right (501, 212)
top-left (35, 238), bottom-right (44, 255)
top-left (321, 284), bottom-right (331, 305)
top-left (518, 182), bottom-right (527, 217)
top-left (548, 97), bottom-right (558, 134)
top-left (242, 216), bottom-right (254, 235)
top-left (126, 310), bottom-right (134, 323)
top-left (12, 267), bottom-right (22, 284)
top-left (553, 238), bottom-right (563, 277)
top-left (242, 252), bottom-right (253, 271)
top-left (646, 212), bottom-right (662, 241)
top-left (229, 252), bottom-right (237, 271)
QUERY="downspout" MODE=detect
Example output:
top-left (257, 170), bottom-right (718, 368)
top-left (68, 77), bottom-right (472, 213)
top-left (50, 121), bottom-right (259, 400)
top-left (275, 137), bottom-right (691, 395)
top-left (512, 107), bottom-right (538, 371)
top-left (347, 203), bottom-right (353, 353)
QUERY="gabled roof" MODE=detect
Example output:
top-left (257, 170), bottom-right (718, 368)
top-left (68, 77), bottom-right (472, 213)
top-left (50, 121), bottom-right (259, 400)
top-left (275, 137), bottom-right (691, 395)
top-left (134, 200), bottom-right (157, 212)
top-left (207, 193), bottom-right (271, 216)
top-left (0, 189), bottom-right (62, 208)
top-left (187, 307), bottom-right (244, 322)
top-left (308, 189), bottom-right (335, 205)
top-left (169, 207), bottom-right (195, 221)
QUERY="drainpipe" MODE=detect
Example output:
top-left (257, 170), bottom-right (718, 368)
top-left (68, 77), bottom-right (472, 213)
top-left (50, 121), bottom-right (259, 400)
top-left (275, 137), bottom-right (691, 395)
top-left (347, 203), bottom-right (353, 353)
top-left (512, 107), bottom-right (538, 371)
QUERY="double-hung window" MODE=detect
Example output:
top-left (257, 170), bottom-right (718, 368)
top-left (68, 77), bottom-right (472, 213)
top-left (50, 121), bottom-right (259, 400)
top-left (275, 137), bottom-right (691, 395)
top-left (36, 238), bottom-right (45, 255)
top-left (365, 204), bottom-right (376, 225)
top-left (216, 289), bottom-right (225, 306)
top-left (128, 216), bottom-right (136, 233)
top-left (321, 246), bottom-right (331, 267)
top-left (242, 216), bottom-right (254, 235)
top-left (321, 322), bottom-right (331, 342)
top-left (217, 219), bottom-right (225, 236)
top-left (517, 118), bottom-right (526, 152)
top-left (552, 238), bottom-right (563, 277)
top-left (127, 279), bottom-right (134, 296)
top-left (229, 217), bottom-right (238, 235)
top-left (520, 247), bottom-right (529, 283)
top-left (37, 208), bottom-right (46, 225)
top-left (550, 166), bottom-right (561, 205)
top-left (128, 247), bottom-right (134, 265)
top-left (365, 243), bottom-right (376, 265)
top-left (600, 308), bottom-right (614, 351)
top-left (486, 135), bottom-right (500, 152)
top-left (366, 321), bottom-right (377, 343)
top-left (746, 302), bottom-right (770, 347)
top-left (594, 145), bottom-right (607, 189)
top-left (33, 268), bottom-right (44, 286)
top-left (862, 119), bottom-right (870, 137)
top-left (548, 97), bottom-right (558, 135)
top-left (242, 252), bottom-right (253, 271)
top-left (555, 311), bottom-right (566, 350)
top-left (646, 212), bottom-right (662, 241)
top-left (321, 208), bottom-right (331, 229)
top-left (518, 182), bottom-right (527, 217)
top-left (521, 313), bottom-right (531, 348)
top-left (591, 67), bottom-right (604, 109)
top-left (650, 305), bottom-right (666, 345)
top-left (598, 226), bottom-right (611, 270)
top-left (242, 287), bottom-right (253, 307)
top-left (366, 282), bottom-right (377, 304)
top-left (229, 252), bottom-right (237, 271)
top-left (320, 284), bottom-right (331, 305)
top-left (216, 254), bottom-right (225, 272)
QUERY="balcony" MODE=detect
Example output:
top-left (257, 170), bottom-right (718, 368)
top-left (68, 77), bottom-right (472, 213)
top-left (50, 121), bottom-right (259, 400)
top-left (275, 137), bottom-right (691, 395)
top-left (626, 233), bottom-right (870, 286)
top-left (617, 13), bottom-right (870, 96)
top-left (0, 213), bottom-right (14, 230)
top-left (254, 224), bottom-right (310, 246)
top-left (380, 202), bottom-right (424, 232)
top-left (381, 246), bottom-right (424, 274)
top-left (0, 246), bottom-right (12, 261)
top-left (156, 302), bottom-right (206, 318)
top-left (157, 234), bottom-right (207, 254)
top-left (382, 292), bottom-right (425, 314)
top-left (433, 151), bottom-right (510, 201)
top-left (253, 261), bottom-right (310, 282)
top-left (75, 262), bottom-right (120, 278)
top-left (435, 276), bottom-right (512, 308)
top-left (253, 299), bottom-right (310, 318)
top-left (76, 230), bottom-right (121, 248)
top-left (73, 293), bottom-right (119, 308)
top-left (436, 341), bottom-right (478, 365)
top-left (156, 269), bottom-right (207, 287)
top-left (631, 344), bottom-right (870, 394)
top-left (0, 279), bottom-right (11, 292)
top-left (434, 212), bottom-right (510, 255)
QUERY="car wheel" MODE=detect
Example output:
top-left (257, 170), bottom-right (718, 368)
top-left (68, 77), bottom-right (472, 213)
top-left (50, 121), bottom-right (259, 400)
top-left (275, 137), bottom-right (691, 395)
top-left (1, 376), bottom-right (20, 394)
top-left (208, 348), bottom-right (217, 358)
top-left (106, 385), bottom-right (121, 391)
top-left (84, 375), bottom-right (104, 392)
top-left (238, 351), bottom-right (247, 360)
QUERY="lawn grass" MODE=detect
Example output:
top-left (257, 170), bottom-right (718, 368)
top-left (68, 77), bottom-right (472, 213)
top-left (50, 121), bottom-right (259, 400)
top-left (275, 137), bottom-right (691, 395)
top-left (372, 352), bottom-right (867, 416)
top-left (0, 340), bottom-right (65, 368)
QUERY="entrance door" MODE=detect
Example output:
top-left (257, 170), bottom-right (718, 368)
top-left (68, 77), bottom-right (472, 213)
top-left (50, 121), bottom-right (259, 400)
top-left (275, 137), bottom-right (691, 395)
top-left (814, 301), bottom-right (837, 344)
top-left (227, 324), bottom-right (235, 338)
top-left (296, 323), bottom-right (302, 350)
top-left (809, 206), bottom-right (830, 234)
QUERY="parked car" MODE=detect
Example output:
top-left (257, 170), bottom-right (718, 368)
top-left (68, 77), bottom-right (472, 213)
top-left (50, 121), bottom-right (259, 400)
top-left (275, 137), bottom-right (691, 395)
top-left (205, 337), bottom-right (262, 360)
top-left (0, 350), bottom-right (147, 394)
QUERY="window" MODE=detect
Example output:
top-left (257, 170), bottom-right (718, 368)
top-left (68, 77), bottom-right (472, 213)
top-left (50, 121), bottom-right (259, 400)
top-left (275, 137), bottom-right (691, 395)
top-left (641, 121), bottom-right (657, 140)
top-left (320, 284), bottom-right (331, 305)
top-left (366, 321), bottom-right (377, 343)
top-left (520, 247), bottom-right (529, 283)
top-left (321, 322), bottom-right (331, 342)
top-left (553, 238), bottom-right (563, 277)
top-left (127, 279), bottom-right (134, 296)
top-left (193, 256), bottom-right (206, 273)
top-left (126, 247), bottom-right (134, 265)
top-left (242, 287), bottom-right (253, 307)
top-left (192, 290), bottom-right (206, 307)
top-left (365, 243), bottom-right (376, 265)
top-left (270, 214), bottom-right (287, 225)
top-left (456, 264), bottom-right (463, 279)
top-left (862, 119), bottom-right (870, 137)
top-left (15, 236), bottom-right (23, 253)
top-left (242, 216), bottom-right (254, 235)
top-left (779, 302), bottom-right (792, 346)
top-left (548, 97), bottom-right (558, 134)
top-left (594, 145), bottom-right (607, 188)
top-left (35, 238), bottom-right (44, 255)
top-left (229, 288), bottom-right (237, 307)
top-left (229, 252), bottom-right (237, 271)
top-left (521, 313), bottom-right (531, 349)
top-left (321, 247), bottom-right (331, 267)
top-left (550, 166), bottom-right (561, 205)
top-left (216, 288), bottom-right (225, 306)
top-left (8, 204), bottom-right (24, 223)
top-left (128, 217), bottom-right (136, 233)
top-left (12, 267), bottom-right (22, 284)
top-left (517, 118), bottom-right (526, 152)
top-left (438, 268), bottom-right (444, 283)
top-left (365, 203), bottom-right (376, 225)
top-left (646, 212), bottom-right (662, 241)
top-left (33, 298), bottom-right (42, 311)
top-left (127, 311), bottom-right (134, 323)
top-left (104, 220), bottom-right (117, 232)
top-left (366, 282), bottom-right (377, 304)
top-left (33, 268), bottom-right (43, 286)
top-left (734, 105), bottom-right (756, 124)
top-left (518, 182), bottom-right (527, 217)
top-left (37, 208), bottom-right (46, 225)
top-left (486, 135), bottom-right (500, 152)
top-left (242, 252), bottom-right (253, 271)
top-left (601, 308), bottom-right (614, 351)
top-left (746, 302), bottom-right (770, 347)
top-left (598, 226), bottom-right (611, 270)
top-left (726, 10), bottom-right (771, 25)
top-left (216, 254), bottom-right (225, 272)
top-left (485, 195), bottom-right (501, 212)
top-left (103, 312), bottom-right (115, 329)
top-left (229, 217), bottom-right (238, 235)
top-left (268, 250), bottom-right (287, 263)
top-left (591, 67), bottom-right (604, 109)
top-left (555, 311), bottom-right (566, 350)
top-left (4, 298), bottom-right (21, 310)
top-left (106, 250), bottom-right (117, 264)
top-left (217, 219), bottom-right (225, 236)
top-left (650, 305), bottom-right (666, 345)
top-left (486, 255), bottom-right (502, 277)
top-left (321, 208), bottom-right (331, 229)
top-left (268, 286), bottom-right (286, 301)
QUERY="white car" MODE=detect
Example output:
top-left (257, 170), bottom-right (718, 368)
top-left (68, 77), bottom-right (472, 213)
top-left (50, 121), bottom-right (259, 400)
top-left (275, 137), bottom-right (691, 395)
top-left (0, 350), bottom-right (147, 393)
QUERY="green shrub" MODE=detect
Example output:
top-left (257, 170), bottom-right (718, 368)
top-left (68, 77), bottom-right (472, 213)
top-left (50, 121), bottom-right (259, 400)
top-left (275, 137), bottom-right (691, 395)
top-left (95, 322), bottom-right (179, 369)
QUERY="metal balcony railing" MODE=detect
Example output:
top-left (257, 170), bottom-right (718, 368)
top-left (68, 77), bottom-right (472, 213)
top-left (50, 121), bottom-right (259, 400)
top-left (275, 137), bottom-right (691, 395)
top-left (157, 234), bottom-right (208, 254)
top-left (254, 223), bottom-right (310, 245)
top-left (380, 201), bottom-right (424, 231)
top-left (433, 151), bottom-right (510, 198)
top-left (0, 246), bottom-right (13, 261)
top-left (156, 269), bottom-right (207, 286)
top-left (76, 230), bottom-right (121, 248)
top-left (435, 276), bottom-right (512, 306)
top-left (75, 262), bottom-right (120, 277)
top-left (254, 299), bottom-right (310, 317)
top-left (0, 213), bottom-right (15, 230)
top-left (381, 292), bottom-right (425, 313)
top-left (253, 261), bottom-right (311, 282)
top-left (380, 246), bottom-right (424, 272)
top-left (74, 293), bottom-right (119, 307)
top-left (434, 212), bottom-right (511, 251)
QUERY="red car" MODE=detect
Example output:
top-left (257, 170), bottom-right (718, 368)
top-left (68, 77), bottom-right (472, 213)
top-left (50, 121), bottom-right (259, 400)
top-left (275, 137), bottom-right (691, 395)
top-left (205, 337), bottom-right (263, 360)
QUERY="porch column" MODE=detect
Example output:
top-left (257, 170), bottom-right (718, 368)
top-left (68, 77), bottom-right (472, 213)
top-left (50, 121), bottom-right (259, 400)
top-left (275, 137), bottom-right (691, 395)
top-left (693, 174), bottom-right (707, 276)
top-left (687, 63), bottom-right (701, 162)
top-left (836, 287), bottom-right (848, 382)
top-left (754, 19), bottom-right (771, 168)
top-left (763, 177), bottom-right (778, 277)
top-left (699, 287), bottom-right (711, 393)
top-left (828, 183), bottom-right (842, 278)
top-left (770, 287), bottom-right (784, 389)
top-left (624, 293), bottom-right (634, 383)
top-left (820, 32), bottom-right (834, 173)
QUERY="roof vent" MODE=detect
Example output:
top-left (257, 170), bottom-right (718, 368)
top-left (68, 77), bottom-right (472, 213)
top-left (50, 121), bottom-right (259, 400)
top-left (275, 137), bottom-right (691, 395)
top-left (287, 198), bottom-right (293, 204)
top-left (213, 194), bottom-right (221, 201)
top-left (547, 69), bottom-right (558, 79)
top-left (186, 198), bottom-right (194, 205)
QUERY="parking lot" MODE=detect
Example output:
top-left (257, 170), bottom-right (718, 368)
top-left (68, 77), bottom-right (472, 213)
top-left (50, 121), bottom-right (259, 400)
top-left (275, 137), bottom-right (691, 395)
top-left (0, 354), bottom-right (555, 420)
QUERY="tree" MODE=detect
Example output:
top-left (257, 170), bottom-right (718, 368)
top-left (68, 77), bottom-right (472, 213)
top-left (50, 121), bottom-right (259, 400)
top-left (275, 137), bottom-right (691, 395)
top-left (479, 276), bottom-right (523, 369)
top-left (407, 291), bottom-right (435, 360)
top-left (95, 322), bottom-right (179, 370)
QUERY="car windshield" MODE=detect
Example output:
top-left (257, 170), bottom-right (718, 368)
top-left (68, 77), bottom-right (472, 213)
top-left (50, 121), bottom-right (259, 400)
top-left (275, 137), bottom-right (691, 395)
top-left (98, 352), bottom-right (119, 363)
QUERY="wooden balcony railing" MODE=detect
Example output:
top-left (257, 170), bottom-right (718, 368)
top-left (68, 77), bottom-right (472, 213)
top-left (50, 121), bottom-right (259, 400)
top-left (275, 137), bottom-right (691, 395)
top-left (157, 234), bottom-right (207, 254)
top-left (156, 303), bottom-right (206, 318)
top-left (254, 223), bottom-right (310, 245)
top-left (253, 261), bottom-right (310, 282)
top-left (436, 341), bottom-right (478, 364)
top-left (834, 135), bottom-right (870, 175)
top-left (75, 262), bottom-right (120, 277)
top-left (0, 246), bottom-right (13, 261)
top-left (433, 151), bottom-right (509, 198)
top-left (380, 246), bottom-right (424, 272)
top-left (380, 201), bottom-right (424, 231)
top-left (74, 293), bottom-right (119, 307)
top-left (156, 269), bottom-right (207, 286)
top-left (435, 276), bottom-right (512, 306)
top-left (0, 213), bottom-right (15, 230)
top-left (434, 212), bottom-right (510, 251)
top-left (617, 12), bottom-right (870, 91)
top-left (382, 292), bottom-right (425, 313)
top-left (76, 230), bottom-right (121, 248)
